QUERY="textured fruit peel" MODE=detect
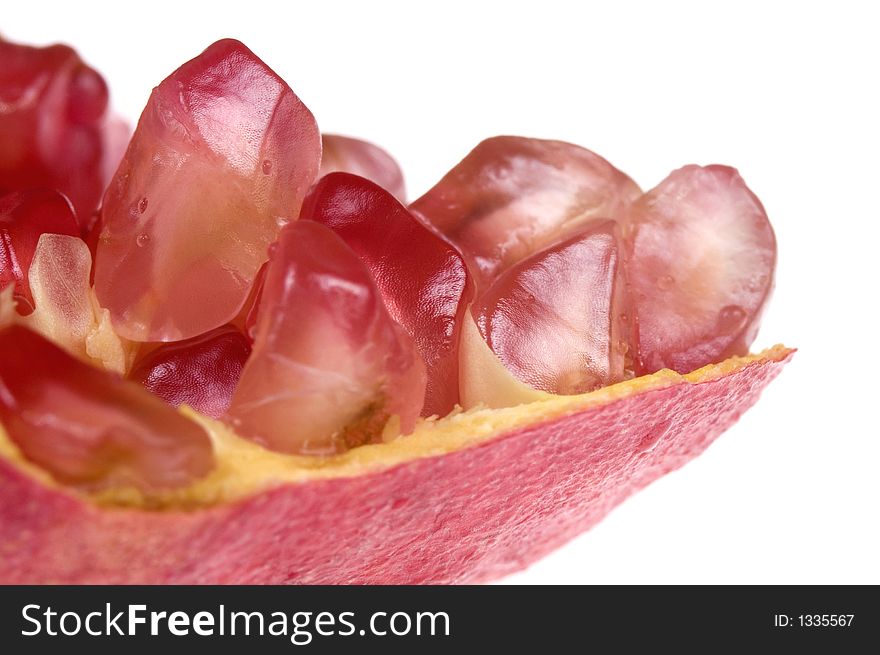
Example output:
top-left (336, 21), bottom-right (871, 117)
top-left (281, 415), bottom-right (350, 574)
top-left (0, 346), bottom-right (791, 583)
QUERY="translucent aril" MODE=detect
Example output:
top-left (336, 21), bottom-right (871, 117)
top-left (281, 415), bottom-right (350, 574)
top-left (473, 221), bottom-right (630, 395)
top-left (241, 261), bottom-right (268, 342)
top-left (0, 189), bottom-right (80, 313)
top-left (0, 39), bottom-right (120, 225)
top-left (624, 165), bottom-right (776, 374)
top-left (24, 233), bottom-right (131, 374)
top-left (411, 136), bottom-right (641, 287)
top-left (0, 325), bottom-right (215, 491)
top-left (301, 173), bottom-right (473, 417)
top-left (94, 39), bottom-right (321, 342)
top-left (320, 134), bottom-right (406, 201)
top-left (225, 221), bottom-right (426, 455)
top-left (129, 325), bottom-right (251, 419)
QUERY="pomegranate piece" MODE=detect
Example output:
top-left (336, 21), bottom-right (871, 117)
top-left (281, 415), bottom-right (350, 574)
top-left (301, 173), bottom-right (472, 416)
top-left (225, 221), bottom-right (426, 455)
top-left (625, 165), bottom-right (776, 374)
top-left (129, 325), bottom-right (251, 419)
top-left (0, 40), bottom-right (116, 225)
top-left (411, 136), bottom-right (641, 286)
top-left (94, 39), bottom-right (321, 342)
top-left (320, 134), bottom-right (406, 200)
top-left (0, 189), bottom-right (79, 313)
top-left (0, 325), bottom-right (214, 491)
top-left (473, 221), bottom-right (630, 395)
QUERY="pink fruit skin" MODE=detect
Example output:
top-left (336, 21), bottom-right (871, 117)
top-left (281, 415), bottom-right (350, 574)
top-left (0, 348), bottom-right (791, 584)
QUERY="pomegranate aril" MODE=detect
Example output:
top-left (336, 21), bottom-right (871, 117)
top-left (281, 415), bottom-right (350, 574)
top-left (474, 221), bottom-right (630, 395)
top-left (0, 189), bottom-right (80, 312)
top-left (99, 114), bottom-right (131, 195)
top-left (24, 233), bottom-right (131, 374)
top-left (26, 233), bottom-right (94, 351)
top-left (241, 261), bottom-right (268, 342)
top-left (301, 173), bottom-right (473, 417)
top-left (411, 136), bottom-right (641, 287)
top-left (0, 325), bottom-right (214, 491)
top-left (225, 221), bottom-right (426, 455)
top-left (624, 165), bottom-right (776, 374)
top-left (0, 40), bottom-right (118, 224)
top-left (129, 325), bottom-right (251, 419)
top-left (320, 134), bottom-right (406, 200)
top-left (94, 39), bottom-right (321, 342)
top-left (66, 63), bottom-right (109, 124)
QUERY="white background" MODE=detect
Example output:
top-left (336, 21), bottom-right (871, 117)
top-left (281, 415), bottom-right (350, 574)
top-left (5, 1), bottom-right (878, 584)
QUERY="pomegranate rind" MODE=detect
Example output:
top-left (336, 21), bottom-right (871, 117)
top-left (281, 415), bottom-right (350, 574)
top-left (0, 346), bottom-right (792, 583)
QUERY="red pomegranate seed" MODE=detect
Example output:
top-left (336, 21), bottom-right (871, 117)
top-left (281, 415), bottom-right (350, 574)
top-left (301, 172), bottom-right (473, 416)
top-left (473, 221), bottom-right (630, 394)
top-left (225, 221), bottom-right (426, 455)
top-left (129, 325), bottom-right (252, 419)
top-left (624, 165), bottom-right (776, 374)
top-left (0, 189), bottom-right (79, 313)
top-left (411, 136), bottom-right (641, 287)
top-left (320, 134), bottom-right (406, 200)
top-left (94, 39), bottom-right (321, 342)
top-left (0, 325), bottom-right (215, 491)
top-left (0, 40), bottom-right (118, 225)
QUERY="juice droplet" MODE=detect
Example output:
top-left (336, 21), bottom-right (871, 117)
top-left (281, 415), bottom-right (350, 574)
top-left (262, 160), bottom-right (273, 175)
top-left (136, 234), bottom-right (150, 247)
top-left (138, 197), bottom-right (148, 214)
top-left (657, 274), bottom-right (674, 290)
top-left (717, 305), bottom-right (747, 334)
top-left (275, 216), bottom-right (289, 228)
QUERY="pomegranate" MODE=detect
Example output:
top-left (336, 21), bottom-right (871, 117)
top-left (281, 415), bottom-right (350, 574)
top-left (0, 35), bottom-right (790, 586)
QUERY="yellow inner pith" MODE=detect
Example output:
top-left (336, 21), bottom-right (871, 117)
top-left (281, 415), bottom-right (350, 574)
top-left (0, 346), bottom-right (790, 510)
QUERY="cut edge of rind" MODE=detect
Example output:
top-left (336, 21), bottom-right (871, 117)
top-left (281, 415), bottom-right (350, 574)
top-left (0, 345), bottom-right (794, 511)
